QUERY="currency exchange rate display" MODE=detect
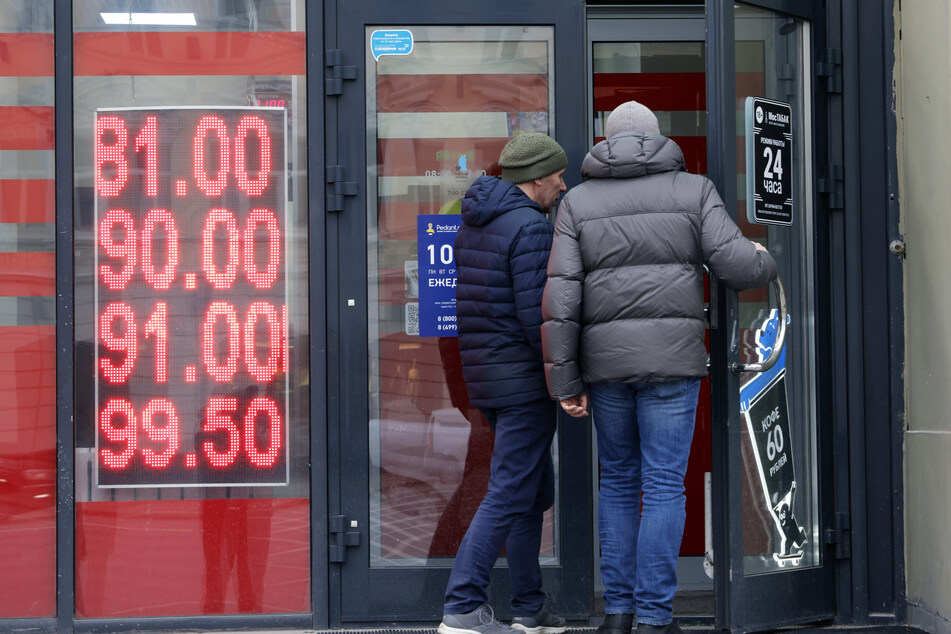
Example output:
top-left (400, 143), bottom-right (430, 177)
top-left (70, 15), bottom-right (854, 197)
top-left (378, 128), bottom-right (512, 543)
top-left (94, 107), bottom-right (288, 487)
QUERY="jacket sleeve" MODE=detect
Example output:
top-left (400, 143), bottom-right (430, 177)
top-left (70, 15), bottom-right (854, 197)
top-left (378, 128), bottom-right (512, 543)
top-left (510, 215), bottom-right (554, 362)
top-left (699, 178), bottom-right (778, 290)
top-left (541, 196), bottom-right (586, 400)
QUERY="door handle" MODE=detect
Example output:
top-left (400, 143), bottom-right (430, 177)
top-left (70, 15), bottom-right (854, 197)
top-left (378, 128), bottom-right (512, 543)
top-left (732, 275), bottom-right (787, 374)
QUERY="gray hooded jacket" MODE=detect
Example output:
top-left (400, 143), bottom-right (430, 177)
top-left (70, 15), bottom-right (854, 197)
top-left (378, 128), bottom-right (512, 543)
top-left (541, 132), bottom-right (778, 399)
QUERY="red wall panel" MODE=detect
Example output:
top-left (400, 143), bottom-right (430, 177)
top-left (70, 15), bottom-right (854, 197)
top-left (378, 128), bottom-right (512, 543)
top-left (0, 326), bottom-right (57, 618)
top-left (75, 498), bottom-right (310, 617)
top-left (74, 32), bottom-right (305, 76)
top-left (0, 34), bottom-right (54, 76)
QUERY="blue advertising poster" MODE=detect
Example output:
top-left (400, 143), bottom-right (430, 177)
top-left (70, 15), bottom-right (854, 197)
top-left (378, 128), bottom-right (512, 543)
top-left (370, 29), bottom-right (414, 61)
top-left (417, 214), bottom-right (461, 337)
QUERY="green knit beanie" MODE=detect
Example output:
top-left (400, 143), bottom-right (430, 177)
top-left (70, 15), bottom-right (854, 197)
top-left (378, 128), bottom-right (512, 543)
top-left (498, 132), bottom-right (568, 184)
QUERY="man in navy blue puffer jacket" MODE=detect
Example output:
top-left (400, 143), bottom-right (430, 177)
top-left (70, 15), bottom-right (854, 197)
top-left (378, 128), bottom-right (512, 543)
top-left (438, 133), bottom-right (568, 634)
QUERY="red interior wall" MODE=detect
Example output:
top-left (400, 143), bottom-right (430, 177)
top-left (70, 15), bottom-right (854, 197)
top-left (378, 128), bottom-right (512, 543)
top-left (0, 25), bottom-right (57, 618)
top-left (75, 498), bottom-right (310, 618)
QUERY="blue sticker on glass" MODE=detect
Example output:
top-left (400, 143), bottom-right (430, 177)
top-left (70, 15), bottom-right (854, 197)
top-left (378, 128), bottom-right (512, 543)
top-left (370, 29), bottom-right (414, 61)
top-left (739, 310), bottom-right (806, 567)
top-left (417, 215), bottom-right (461, 337)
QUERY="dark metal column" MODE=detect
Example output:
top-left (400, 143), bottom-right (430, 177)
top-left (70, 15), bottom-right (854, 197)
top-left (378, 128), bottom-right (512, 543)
top-left (55, 1), bottom-right (76, 631)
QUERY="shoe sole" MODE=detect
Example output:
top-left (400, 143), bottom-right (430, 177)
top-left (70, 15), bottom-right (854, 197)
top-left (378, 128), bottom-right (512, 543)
top-left (511, 624), bottom-right (567, 634)
top-left (439, 623), bottom-right (512, 634)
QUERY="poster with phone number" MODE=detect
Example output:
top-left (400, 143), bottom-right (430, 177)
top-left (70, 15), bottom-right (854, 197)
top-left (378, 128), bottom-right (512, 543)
top-left (416, 214), bottom-right (461, 337)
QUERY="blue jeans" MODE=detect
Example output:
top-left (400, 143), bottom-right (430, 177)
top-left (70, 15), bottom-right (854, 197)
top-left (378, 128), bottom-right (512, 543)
top-left (589, 379), bottom-right (700, 626)
top-left (443, 397), bottom-right (556, 617)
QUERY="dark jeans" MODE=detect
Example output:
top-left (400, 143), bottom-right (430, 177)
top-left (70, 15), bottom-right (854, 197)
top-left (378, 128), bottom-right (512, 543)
top-left (443, 397), bottom-right (557, 617)
top-left (589, 379), bottom-right (700, 626)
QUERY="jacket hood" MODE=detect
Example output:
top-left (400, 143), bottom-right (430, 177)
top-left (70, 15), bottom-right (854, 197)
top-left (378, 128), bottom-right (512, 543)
top-left (461, 176), bottom-right (541, 227)
top-left (581, 132), bottom-right (685, 180)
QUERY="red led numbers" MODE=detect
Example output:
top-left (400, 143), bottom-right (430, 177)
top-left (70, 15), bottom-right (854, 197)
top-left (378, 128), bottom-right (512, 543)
top-left (203, 397), bottom-right (240, 467)
top-left (95, 107), bottom-right (287, 487)
top-left (202, 209), bottom-right (241, 289)
top-left (95, 111), bottom-right (274, 201)
top-left (100, 209), bottom-right (183, 291)
top-left (194, 116), bottom-right (231, 197)
top-left (99, 303), bottom-right (137, 384)
top-left (201, 301), bottom-right (284, 382)
top-left (201, 208), bottom-right (282, 290)
top-left (245, 302), bottom-right (282, 382)
top-left (95, 116), bottom-right (129, 197)
top-left (235, 116), bottom-right (271, 196)
top-left (98, 397), bottom-right (286, 475)
top-left (202, 302), bottom-right (241, 382)
top-left (99, 399), bottom-right (137, 469)
top-left (142, 209), bottom-right (179, 290)
top-left (141, 399), bottom-right (180, 468)
top-left (143, 302), bottom-right (169, 383)
top-left (245, 397), bottom-right (282, 467)
top-left (194, 114), bottom-right (273, 198)
top-left (244, 209), bottom-right (281, 289)
top-left (282, 303), bottom-right (289, 374)
top-left (134, 115), bottom-right (159, 197)
top-left (99, 209), bottom-right (137, 291)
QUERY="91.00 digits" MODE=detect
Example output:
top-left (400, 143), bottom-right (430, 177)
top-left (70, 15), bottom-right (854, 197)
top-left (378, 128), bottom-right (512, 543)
top-left (99, 301), bottom-right (287, 384)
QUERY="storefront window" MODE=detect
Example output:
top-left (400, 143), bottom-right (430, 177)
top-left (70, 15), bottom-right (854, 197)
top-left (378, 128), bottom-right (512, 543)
top-left (0, 0), bottom-right (56, 619)
top-left (72, 0), bottom-right (309, 617)
top-left (365, 25), bottom-right (558, 566)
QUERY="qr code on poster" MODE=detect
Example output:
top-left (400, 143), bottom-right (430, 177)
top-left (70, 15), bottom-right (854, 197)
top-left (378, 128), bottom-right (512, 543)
top-left (405, 302), bottom-right (419, 336)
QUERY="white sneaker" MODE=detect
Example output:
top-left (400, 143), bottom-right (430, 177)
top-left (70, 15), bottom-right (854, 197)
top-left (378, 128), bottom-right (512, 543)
top-left (511, 606), bottom-right (567, 634)
top-left (439, 604), bottom-right (517, 634)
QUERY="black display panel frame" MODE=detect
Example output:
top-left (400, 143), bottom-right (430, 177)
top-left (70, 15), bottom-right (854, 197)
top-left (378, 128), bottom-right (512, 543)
top-left (93, 106), bottom-right (290, 488)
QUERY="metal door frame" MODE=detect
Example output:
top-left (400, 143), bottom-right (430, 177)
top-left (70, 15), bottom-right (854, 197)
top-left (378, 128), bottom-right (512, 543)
top-left (326, 0), bottom-right (590, 625)
top-left (584, 7), bottom-right (714, 605)
top-left (706, 0), bottom-right (839, 631)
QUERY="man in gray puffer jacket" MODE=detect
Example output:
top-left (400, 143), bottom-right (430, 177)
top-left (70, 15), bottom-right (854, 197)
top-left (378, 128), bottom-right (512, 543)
top-left (541, 101), bottom-right (776, 634)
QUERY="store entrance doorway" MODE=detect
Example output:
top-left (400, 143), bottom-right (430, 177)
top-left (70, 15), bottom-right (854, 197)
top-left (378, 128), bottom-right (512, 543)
top-left (587, 14), bottom-right (714, 617)
top-left (327, 1), bottom-right (837, 631)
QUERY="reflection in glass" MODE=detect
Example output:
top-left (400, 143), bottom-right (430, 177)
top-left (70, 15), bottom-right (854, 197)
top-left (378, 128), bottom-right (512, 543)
top-left (366, 26), bottom-right (557, 567)
top-left (72, 0), bottom-right (310, 617)
top-left (734, 4), bottom-right (819, 575)
top-left (0, 1), bottom-right (56, 618)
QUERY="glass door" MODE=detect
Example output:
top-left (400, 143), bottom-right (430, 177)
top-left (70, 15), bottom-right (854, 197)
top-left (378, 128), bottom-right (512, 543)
top-left (706, 1), bottom-right (836, 631)
top-left (330, 0), bottom-right (589, 623)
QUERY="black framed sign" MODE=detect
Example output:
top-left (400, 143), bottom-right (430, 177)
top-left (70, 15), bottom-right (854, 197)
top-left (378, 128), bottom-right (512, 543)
top-left (745, 96), bottom-right (793, 226)
top-left (93, 106), bottom-right (290, 488)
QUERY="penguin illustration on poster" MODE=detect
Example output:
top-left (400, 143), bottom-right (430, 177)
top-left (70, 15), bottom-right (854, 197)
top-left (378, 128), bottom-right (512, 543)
top-left (740, 309), bottom-right (807, 566)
